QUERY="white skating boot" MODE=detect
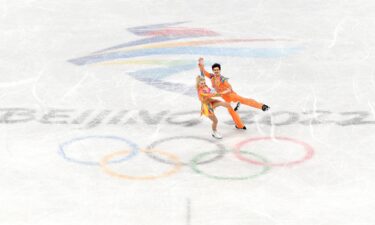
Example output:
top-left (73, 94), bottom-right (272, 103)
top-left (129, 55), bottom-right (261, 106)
top-left (211, 131), bottom-right (223, 139)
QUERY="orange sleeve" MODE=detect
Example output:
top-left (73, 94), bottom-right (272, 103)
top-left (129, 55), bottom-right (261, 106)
top-left (198, 64), bottom-right (213, 79)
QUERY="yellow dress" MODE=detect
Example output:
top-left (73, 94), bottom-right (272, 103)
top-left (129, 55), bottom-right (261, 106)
top-left (198, 86), bottom-right (220, 117)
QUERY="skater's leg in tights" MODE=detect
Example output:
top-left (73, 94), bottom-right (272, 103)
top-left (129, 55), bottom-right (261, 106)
top-left (208, 114), bottom-right (218, 131)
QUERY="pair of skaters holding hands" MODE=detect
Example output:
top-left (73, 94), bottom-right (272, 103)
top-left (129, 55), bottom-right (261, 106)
top-left (196, 57), bottom-right (269, 139)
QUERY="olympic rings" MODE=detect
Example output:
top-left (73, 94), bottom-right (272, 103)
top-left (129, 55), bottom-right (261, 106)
top-left (100, 149), bottom-right (182, 180)
top-left (146, 136), bottom-right (227, 165)
top-left (58, 135), bottom-right (139, 166)
top-left (234, 137), bottom-right (314, 167)
top-left (190, 150), bottom-right (270, 180)
top-left (59, 135), bottom-right (315, 181)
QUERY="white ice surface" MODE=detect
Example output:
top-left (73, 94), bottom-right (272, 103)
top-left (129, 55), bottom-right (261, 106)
top-left (1, 0), bottom-right (375, 225)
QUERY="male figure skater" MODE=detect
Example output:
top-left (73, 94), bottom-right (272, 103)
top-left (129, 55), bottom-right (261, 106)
top-left (198, 57), bottom-right (269, 129)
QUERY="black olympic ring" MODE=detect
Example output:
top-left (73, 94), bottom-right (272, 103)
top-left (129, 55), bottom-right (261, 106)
top-left (145, 136), bottom-right (228, 166)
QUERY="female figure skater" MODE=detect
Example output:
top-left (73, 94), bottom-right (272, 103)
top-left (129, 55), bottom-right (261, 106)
top-left (196, 76), bottom-right (232, 139)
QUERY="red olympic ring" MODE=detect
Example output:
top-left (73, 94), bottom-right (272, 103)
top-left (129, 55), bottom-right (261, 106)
top-left (234, 136), bottom-right (314, 167)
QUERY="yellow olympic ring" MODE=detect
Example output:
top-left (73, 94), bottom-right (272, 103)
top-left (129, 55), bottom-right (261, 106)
top-left (99, 149), bottom-right (182, 180)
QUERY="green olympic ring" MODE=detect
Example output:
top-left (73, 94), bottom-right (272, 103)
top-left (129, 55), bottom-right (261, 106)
top-left (190, 150), bottom-right (271, 180)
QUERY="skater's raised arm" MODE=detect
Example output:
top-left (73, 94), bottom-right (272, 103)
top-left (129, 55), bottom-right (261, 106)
top-left (198, 57), bottom-right (212, 78)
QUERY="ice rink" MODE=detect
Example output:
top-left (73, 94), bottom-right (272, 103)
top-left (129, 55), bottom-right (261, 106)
top-left (1, 0), bottom-right (375, 224)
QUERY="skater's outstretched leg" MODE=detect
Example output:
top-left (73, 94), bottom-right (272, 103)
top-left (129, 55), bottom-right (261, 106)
top-left (212, 101), bottom-right (246, 130)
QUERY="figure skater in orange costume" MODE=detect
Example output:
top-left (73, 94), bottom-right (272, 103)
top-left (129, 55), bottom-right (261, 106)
top-left (196, 76), bottom-right (232, 139)
top-left (198, 57), bottom-right (270, 129)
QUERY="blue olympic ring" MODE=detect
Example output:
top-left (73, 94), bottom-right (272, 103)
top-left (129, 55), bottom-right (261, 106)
top-left (58, 135), bottom-right (139, 166)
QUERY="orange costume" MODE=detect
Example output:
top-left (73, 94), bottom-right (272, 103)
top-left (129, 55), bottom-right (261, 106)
top-left (199, 64), bottom-right (264, 128)
top-left (197, 85), bottom-right (221, 117)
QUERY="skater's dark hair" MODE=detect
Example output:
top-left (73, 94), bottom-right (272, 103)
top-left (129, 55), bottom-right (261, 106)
top-left (212, 63), bottom-right (221, 70)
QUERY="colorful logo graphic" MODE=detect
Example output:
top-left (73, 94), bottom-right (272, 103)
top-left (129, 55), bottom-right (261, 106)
top-left (69, 21), bottom-right (301, 97)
